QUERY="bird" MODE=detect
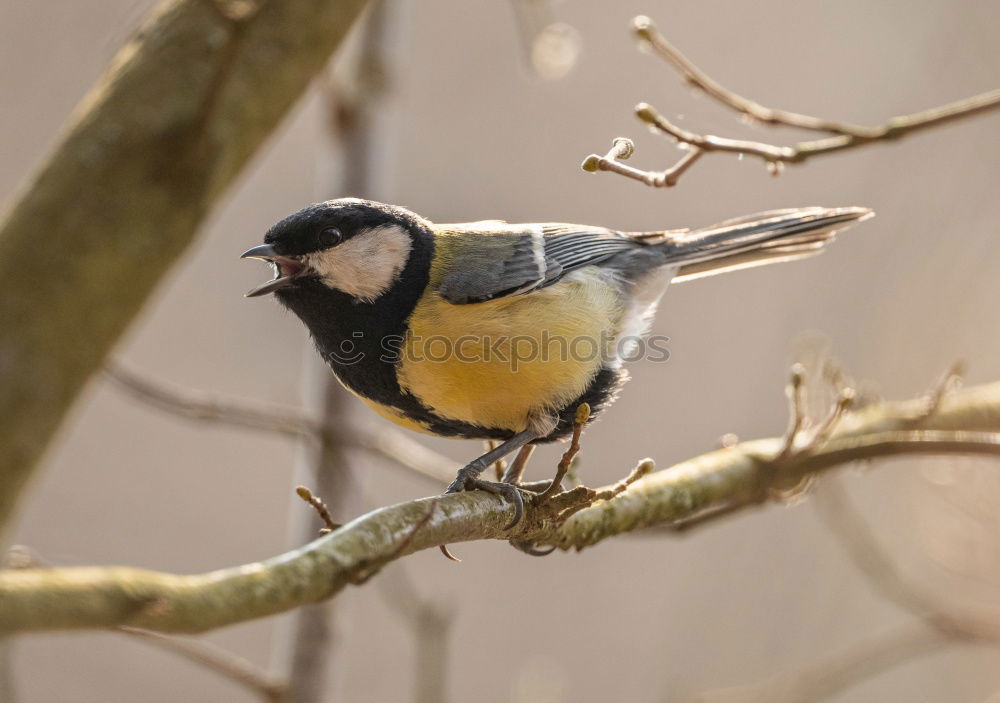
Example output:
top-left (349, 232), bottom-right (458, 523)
top-left (242, 198), bottom-right (872, 529)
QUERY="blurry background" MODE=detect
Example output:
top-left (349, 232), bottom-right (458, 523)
top-left (3, 0), bottom-right (1000, 701)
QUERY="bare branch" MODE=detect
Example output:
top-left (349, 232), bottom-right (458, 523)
top-left (591, 459), bottom-right (654, 503)
top-left (122, 628), bottom-right (288, 703)
top-left (918, 360), bottom-right (966, 420)
top-left (537, 403), bottom-right (590, 503)
top-left (6, 377), bottom-right (1000, 634)
top-left (105, 363), bottom-right (318, 440)
top-left (105, 362), bottom-right (456, 485)
top-left (776, 364), bottom-right (808, 460)
top-left (695, 473), bottom-right (1000, 703)
top-left (808, 388), bottom-right (857, 452)
top-left (295, 486), bottom-right (342, 534)
top-left (816, 480), bottom-right (1000, 641)
top-left (633, 16), bottom-right (876, 138)
top-left (692, 622), bottom-right (949, 703)
top-left (581, 137), bottom-right (702, 188)
top-left (7, 545), bottom-right (286, 701)
top-left (361, 426), bottom-right (457, 484)
top-left (696, 366), bottom-right (1000, 703)
top-left (583, 16), bottom-right (1000, 187)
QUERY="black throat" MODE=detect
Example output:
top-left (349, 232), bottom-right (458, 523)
top-left (275, 223), bottom-right (433, 409)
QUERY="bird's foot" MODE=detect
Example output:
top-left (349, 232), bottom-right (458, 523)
top-left (445, 461), bottom-right (529, 531)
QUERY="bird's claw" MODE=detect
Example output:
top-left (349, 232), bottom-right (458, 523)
top-left (444, 461), bottom-right (486, 494)
top-left (444, 471), bottom-right (527, 530)
top-left (509, 539), bottom-right (557, 557)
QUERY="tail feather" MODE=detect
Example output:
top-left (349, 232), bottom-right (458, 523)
top-left (634, 206), bottom-right (873, 282)
top-left (672, 241), bottom-right (827, 283)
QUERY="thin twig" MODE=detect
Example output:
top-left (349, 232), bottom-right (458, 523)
top-left (583, 15), bottom-right (1000, 187)
top-left (122, 628), bottom-right (288, 703)
top-left (816, 480), bottom-right (1000, 640)
top-left (591, 458), bottom-right (655, 503)
top-left (808, 388), bottom-right (857, 450)
top-left (633, 16), bottom-right (877, 138)
top-left (768, 363), bottom-right (851, 501)
top-left (917, 360), bottom-right (966, 420)
top-left (295, 486), bottom-right (342, 534)
top-left (698, 466), bottom-right (1000, 702)
top-left (105, 362), bottom-right (319, 440)
top-left (362, 426), bottom-right (458, 484)
top-left (105, 362), bottom-right (456, 485)
top-left (692, 364), bottom-right (999, 703)
top-left (537, 404), bottom-right (590, 503)
top-left (691, 622), bottom-right (948, 703)
top-left (776, 364), bottom-right (808, 459)
top-left (581, 137), bottom-right (702, 188)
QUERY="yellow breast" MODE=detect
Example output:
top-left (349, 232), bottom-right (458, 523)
top-left (396, 267), bottom-right (623, 434)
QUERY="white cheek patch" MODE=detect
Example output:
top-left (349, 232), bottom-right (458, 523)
top-left (307, 224), bottom-right (413, 302)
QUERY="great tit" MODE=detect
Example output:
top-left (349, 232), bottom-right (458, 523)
top-left (242, 198), bottom-right (872, 527)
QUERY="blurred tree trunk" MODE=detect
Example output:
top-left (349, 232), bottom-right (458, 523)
top-left (271, 3), bottom-right (400, 701)
top-left (278, 371), bottom-right (353, 703)
top-left (0, 0), bottom-right (370, 534)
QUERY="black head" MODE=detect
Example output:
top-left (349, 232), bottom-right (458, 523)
top-left (241, 198), bottom-right (431, 299)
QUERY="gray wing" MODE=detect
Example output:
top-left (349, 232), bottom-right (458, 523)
top-left (437, 223), bottom-right (636, 305)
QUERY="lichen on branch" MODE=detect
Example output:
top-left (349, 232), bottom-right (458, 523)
top-left (0, 0), bottom-right (371, 534)
top-left (3, 375), bottom-right (1000, 635)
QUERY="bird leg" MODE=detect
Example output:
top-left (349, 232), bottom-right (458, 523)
top-left (508, 446), bottom-right (570, 494)
top-left (501, 444), bottom-right (535, 485)
top-left (484, 440), bottom-right (507, 481)
top-left (445, 429), bottom-right (538, 530)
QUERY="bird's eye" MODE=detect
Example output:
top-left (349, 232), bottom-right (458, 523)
top-left (318, 227), bottom-right (343, 248)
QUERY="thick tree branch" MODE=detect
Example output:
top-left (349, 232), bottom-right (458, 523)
top-left (582, 16), bottom-right (1000, 187)
top-left (0, 0), bottom-right (372, 532)
top-left (3, 378), bottom-right (1000, 634)
top-left (7, 545), bottom-right (287, 700)
top-left (692, 361), bottom-right (1000, 703)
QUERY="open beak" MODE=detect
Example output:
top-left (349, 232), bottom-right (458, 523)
top-left (240, 244), bottom-right (307, 297)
